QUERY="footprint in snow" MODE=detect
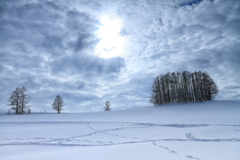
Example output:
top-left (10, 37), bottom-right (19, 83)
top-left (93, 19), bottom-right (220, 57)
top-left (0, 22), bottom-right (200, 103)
top-left (170, 150), bottom-right (178, 154)
top-left (84, 140), bottom-right (90, 142)
top-left (96, 141), bottom-right (103, 143)
top-left (186, 155), bottom-right (200, 160)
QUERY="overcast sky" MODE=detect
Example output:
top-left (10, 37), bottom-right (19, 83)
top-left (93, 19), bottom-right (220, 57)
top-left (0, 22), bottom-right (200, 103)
top-left (0, 0), bottom-right (239, 112)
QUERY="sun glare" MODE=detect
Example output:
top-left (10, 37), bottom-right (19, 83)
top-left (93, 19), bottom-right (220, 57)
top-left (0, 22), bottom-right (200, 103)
top-left (95, 17), bottom-right (125, 58)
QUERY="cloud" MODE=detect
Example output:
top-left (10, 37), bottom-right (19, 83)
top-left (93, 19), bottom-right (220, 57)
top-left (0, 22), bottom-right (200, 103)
top-left (0, 0), bottom-right (240, 113)
top-left (179, 0), bottom-right (204, 7)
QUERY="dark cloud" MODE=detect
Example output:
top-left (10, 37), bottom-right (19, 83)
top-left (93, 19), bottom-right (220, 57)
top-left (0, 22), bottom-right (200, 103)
top-left (50, 54), bottom-right (125, 78)
top-left (180, 0), bottom-right (204, 7)
top-left (0, 0), bottom-right (239, 113)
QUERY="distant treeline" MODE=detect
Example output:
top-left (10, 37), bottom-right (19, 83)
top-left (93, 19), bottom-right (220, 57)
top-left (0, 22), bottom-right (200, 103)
top-left (149, 71), bottom-right (219, 105)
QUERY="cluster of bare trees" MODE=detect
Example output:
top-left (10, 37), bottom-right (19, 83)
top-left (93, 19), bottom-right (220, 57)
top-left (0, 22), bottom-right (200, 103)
top-left (7, 87), bottom-right (66, 114)
top-left (7, 86), bottom-right (31, 114)
top-left (149, 71), bottom-right (219, 105)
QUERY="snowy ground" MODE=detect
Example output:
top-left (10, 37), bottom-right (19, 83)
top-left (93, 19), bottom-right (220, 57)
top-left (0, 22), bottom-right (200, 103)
top-left (0, 100), bottom-right (240, 160)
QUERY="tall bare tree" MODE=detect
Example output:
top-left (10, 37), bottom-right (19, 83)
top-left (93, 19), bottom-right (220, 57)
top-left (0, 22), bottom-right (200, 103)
top-left (165, 73), bottom-right (171, 103)
top-left (19, 86), bottom-right (31, 114)
top-left (7, 87), bottom-right (21, 114)
top-left (160, 75), bottom-right (166, 104)
top-left (176, 72), bottom-right (182, 103)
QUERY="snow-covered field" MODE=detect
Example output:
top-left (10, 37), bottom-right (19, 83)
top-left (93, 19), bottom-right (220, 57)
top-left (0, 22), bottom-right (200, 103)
top-left (0, 100), bottom-right (240, 160)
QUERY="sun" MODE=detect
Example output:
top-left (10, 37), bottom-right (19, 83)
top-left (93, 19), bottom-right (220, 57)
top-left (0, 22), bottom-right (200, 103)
top-left (95, 17), bottom-right (125, 58)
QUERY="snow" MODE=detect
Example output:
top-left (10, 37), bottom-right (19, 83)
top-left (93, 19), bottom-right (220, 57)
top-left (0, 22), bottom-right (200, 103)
top-left (0, 100), bottom-right (240, 160)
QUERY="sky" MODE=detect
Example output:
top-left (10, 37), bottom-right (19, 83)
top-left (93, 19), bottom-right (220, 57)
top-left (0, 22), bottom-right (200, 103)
top-left (0, 0), bottom-right (240, 113)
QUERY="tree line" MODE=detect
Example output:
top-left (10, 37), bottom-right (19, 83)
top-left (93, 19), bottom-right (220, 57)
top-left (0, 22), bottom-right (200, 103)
top-left (8, 71), bottom-right (216, 114)
top-left (7, 87), bottom-right (111, 114)
top-left (149, 71), bottom-right (219, 105)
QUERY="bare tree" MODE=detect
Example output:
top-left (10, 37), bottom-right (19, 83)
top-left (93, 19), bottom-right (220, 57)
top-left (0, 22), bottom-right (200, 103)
top-left (149, 77), bottom-right (160, 105)
top-left (104, 101), bottom-right (111, 111)
top-left (7, 87), bottom-right (31, 114)
top-left (176, 72), bottom-right (182, 103)
top-left (52, 95), bottom-right (64, 114)
top-left (191, 72), bottom-right (197, 102)
top-left (160, 75), bottom-right (167, 104)
top-left (7, 87), bottom-right (21, 114)
top-left (185, 71), bottom-right (192, 102)
top-left (171, 72), bottom-right (177, 103)
top-left (205, 73), bottom-right (219, 100)
top-left (165, 73), bottom-right (171, 103)
top-left (19, 86), bottom-right (31, 114)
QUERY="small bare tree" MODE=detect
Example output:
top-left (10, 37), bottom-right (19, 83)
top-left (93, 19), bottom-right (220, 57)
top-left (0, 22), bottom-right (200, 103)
top-left (52, 95), bottom-right (64, 114)
top-left (104, 101), bottom-right (111, 111)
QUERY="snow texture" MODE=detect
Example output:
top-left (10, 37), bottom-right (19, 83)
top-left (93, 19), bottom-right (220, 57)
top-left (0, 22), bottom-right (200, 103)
top-left (0, 100), bottom-right (239, 160)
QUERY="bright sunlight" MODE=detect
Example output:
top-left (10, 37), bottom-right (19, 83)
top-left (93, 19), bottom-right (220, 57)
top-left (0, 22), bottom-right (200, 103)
top-left (95, 17), bottom-right (125, 58)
